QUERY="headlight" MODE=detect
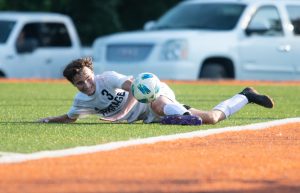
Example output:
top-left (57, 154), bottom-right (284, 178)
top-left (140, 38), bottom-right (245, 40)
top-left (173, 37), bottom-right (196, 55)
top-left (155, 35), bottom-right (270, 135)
top-left (160, 39), bottom-right (188, 61)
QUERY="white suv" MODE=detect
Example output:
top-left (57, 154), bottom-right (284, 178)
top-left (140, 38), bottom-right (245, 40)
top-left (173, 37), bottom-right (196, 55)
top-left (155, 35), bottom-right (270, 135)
top-left (93, 0), bottom-right (300, 80)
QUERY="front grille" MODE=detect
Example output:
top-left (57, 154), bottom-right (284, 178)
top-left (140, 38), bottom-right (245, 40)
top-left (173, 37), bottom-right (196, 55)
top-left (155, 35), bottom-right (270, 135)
top-left (106, 44), bottom-right (154, 62)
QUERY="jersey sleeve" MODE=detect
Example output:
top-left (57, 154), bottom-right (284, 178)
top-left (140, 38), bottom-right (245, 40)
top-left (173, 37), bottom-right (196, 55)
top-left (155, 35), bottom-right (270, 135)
top-left (67, 95), bottom-right (96, 119)
top-left (102, 71), bottom-right (132, 89)
top-left (67, 105), bottom-right (95, 119)
top-left (67, 106), bottom-right (80, 119)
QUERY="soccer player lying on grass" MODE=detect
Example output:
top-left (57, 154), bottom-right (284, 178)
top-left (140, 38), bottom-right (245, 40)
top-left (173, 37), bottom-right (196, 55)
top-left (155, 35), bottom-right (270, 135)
top-left (38, 57), bottom-right (274, 125)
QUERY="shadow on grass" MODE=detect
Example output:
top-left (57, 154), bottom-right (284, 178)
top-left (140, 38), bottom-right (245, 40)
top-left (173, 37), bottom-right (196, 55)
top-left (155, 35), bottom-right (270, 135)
top-left (0, 121), bottom-right (144, 125)
top-left (232, 117), bottom-right (278, 121)
top-left (0, 117), bottom-right (285, 128)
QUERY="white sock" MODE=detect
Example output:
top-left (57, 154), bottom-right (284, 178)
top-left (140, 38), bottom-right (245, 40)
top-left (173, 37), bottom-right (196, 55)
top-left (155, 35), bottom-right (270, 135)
top-left (163, 103), bottom-right (189, 115)
top-left (213, 94), bottom-right (248, 118)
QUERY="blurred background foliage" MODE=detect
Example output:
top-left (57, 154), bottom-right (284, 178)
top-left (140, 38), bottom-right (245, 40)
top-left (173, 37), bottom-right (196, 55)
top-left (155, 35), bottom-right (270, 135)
top-left (0, 0), bottom-right (181, 45)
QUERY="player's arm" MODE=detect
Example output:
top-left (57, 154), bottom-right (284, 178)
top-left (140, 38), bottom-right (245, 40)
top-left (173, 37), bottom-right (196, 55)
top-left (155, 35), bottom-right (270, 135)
top-left (38, 114), bottom-right (77, 123)
top-left (121, 79), bottom-right (138, 113)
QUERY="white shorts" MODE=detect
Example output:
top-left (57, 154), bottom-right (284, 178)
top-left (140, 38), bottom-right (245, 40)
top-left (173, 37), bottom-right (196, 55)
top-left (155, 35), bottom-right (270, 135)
top-left (122, 82), bottom-right (179, 123)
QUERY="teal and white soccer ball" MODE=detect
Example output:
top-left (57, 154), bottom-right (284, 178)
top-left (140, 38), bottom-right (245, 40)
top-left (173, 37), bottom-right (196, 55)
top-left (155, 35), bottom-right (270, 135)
top-left (131, 72), bottom-right (161, 103)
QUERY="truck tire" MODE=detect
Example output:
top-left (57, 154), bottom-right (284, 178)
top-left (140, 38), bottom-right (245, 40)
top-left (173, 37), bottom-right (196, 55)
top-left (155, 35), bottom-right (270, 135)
top-left (199, 63), bottom-right (229, 79)
top-left (0, 71), bottom-right (5, 78)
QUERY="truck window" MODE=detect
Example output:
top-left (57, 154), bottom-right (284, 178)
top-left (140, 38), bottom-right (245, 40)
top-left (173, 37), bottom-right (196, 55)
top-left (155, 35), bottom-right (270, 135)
top-left (248, 5), bottom-right (283, 36)
top-left (0, 20), bottom-right (16, 44)
top-left (286, 5), bottom-right (300, 35)
top-left (16, 22), bottom-right (72, 50)
top-left (39, 23), bottom-right (72, 47)
top-left (154, 3), bottom-right (246, 30)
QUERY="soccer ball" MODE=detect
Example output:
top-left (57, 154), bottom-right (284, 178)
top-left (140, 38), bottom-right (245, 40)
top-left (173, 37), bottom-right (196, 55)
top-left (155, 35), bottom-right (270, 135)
top-left (131, 72), bottom-right (161, 103)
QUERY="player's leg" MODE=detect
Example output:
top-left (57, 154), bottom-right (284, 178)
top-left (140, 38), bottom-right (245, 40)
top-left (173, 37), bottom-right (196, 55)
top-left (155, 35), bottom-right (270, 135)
top-left (187, 108), bottom-right (225, 124)
top-left (150, 96), bottom-right (203, 125)
top-left (240, 87), bottom-right (274, 108)
top-left (189, 87), bottom-right (274, 124)
top-left (149, 81), bottom-right (202, 125)
top-left (155, 101), bottom-right (226, 125)
top-left (150, 82), bottom-right (191, 116)
top-left (213, 87), bottom-right (274, 118)
top-left (150, 95), bottom-right (190, 116)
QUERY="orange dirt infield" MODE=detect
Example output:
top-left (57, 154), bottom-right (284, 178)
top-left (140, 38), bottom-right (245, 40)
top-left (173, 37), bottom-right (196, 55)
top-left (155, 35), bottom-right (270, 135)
top-left (0, 123), bottom-right (299, 193)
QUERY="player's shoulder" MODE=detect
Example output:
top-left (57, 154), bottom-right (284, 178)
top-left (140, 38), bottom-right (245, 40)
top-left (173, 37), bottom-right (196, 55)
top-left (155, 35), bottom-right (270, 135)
top-left (98, 71), bottom-right (124, 78)
top-left (94, 72), bottom-right (116, 85)
top-left (96, 71), bottom-right (130, 86)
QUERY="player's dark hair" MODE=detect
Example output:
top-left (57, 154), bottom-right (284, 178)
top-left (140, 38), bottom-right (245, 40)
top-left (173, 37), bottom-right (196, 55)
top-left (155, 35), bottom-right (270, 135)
top-left (63, 57), bottom-right (94, 83)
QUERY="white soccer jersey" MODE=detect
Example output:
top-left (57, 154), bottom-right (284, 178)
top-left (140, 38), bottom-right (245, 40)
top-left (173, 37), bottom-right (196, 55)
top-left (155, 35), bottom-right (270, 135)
top-left (67, 71), bottom-right (130, 119)
top-left (67, 71), bottom-right (179, 123)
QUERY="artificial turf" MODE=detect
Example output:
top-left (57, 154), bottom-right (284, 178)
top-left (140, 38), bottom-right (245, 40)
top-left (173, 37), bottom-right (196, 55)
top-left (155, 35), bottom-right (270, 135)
top-left (0, 81), bottom-right (299, 153)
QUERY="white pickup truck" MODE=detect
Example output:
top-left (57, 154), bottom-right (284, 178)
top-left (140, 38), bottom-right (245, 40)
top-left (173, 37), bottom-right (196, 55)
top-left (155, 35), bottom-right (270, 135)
top-left (93, 0), bottom-right (300, 80)
top-left (0, 12), bottom-right (92, 78)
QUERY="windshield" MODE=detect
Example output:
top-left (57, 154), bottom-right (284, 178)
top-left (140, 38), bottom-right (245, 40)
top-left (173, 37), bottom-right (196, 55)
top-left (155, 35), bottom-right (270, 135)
top-left (154, 3), bottom-right (246, 30)
top-left (0, 20), bottom-right (16, 44)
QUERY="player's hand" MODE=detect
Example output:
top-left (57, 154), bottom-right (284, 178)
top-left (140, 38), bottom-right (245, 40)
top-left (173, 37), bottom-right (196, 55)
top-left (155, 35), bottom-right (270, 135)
top-left (37, 117), bottom-right (50, 123)
top-left (36, 114), bottom-right (75, 123)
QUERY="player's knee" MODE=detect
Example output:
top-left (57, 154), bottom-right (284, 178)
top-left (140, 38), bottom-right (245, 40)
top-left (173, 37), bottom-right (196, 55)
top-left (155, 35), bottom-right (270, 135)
top-left (208, 118), bottom-right (218, 125)
top-left (151, 98), bottom-right (165, 116)
top-left (207, 112), bottom-right (220, 125)
top-left (151, 96), bottom-right (189, 116)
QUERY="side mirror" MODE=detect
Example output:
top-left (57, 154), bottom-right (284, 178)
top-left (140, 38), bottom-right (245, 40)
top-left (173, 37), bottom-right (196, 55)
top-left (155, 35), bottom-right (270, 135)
top-left (143, 21), bottom-right (156, 31)
top-left (16, 38), bottom-right (38, 54)
top-left (245, 21), bottom-right (271, 36)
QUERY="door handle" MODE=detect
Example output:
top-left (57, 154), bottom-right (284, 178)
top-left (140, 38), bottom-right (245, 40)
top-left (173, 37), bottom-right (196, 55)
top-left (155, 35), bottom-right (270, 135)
top-left (45, 58), bottom-right (52, 64)
top-left (277, 45), bottom-right (291, 52)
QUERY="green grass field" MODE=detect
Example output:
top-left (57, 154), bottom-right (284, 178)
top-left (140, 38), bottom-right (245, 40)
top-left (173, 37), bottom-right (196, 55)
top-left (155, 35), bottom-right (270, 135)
top-left (0, 81), bottom-right (299, 153)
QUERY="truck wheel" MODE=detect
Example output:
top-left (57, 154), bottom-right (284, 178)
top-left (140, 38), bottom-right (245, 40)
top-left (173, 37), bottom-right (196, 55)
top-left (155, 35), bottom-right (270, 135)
top-left (199, 63), bottom-right (229, 79)
top-left (0, 71), bottom-right (5, 78)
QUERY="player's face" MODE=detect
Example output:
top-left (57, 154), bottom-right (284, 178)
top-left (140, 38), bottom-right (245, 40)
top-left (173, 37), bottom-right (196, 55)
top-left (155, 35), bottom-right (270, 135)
top-left (73, 67), bottom-right (96, 96)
